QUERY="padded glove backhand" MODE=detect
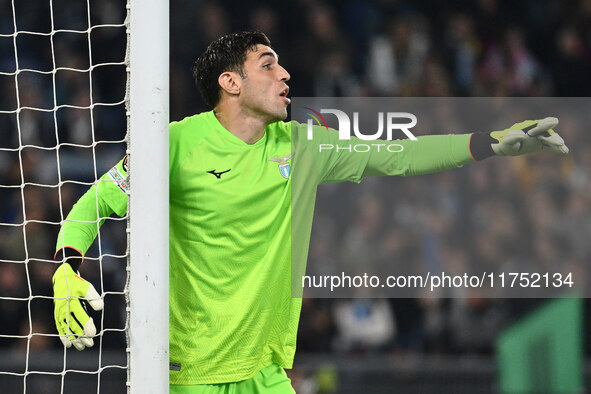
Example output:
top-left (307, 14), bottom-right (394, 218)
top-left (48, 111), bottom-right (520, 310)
top-left (490, 117), bottom-right (569, 156)
top-left (53, 262), bottom-right (103, 350)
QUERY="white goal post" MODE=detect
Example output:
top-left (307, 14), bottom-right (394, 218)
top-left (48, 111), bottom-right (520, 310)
top-left (128, 0), bottom-right (169, 392)
top-left (0, 0), bottom-right (169, 392)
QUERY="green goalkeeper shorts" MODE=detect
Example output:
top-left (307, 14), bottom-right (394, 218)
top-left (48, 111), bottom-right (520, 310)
top-left (169, 364), bottom-right (295, 394)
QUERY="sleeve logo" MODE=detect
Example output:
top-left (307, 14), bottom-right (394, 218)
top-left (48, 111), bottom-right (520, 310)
top-left (108, 166), bottom-right (129, 193)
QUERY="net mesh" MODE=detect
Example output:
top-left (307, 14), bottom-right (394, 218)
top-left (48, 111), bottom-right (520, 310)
top-left (0, 0), bottom-right (129, 392)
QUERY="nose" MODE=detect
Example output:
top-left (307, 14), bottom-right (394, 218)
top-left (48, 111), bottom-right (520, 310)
top-left (279, 65), bottom-right (290, 82)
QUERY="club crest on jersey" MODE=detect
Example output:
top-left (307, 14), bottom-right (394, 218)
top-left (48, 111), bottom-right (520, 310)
top-left (268, 153), bottom-right (294, 179)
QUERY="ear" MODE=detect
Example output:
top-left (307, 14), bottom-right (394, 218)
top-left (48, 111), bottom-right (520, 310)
top-left (218, 71), bottom-right (241, 96)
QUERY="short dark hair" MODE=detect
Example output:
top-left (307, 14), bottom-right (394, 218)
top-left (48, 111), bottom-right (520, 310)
top-left (193, 31), bottom-right (271, 108)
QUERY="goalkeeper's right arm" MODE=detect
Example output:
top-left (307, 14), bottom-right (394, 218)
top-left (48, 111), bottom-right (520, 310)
top-left (53, 156), bottom-right (128, 350)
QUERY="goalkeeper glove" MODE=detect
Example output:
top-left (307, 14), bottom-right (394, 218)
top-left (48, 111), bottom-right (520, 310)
top-left (470, 117), bottom-right (569, 160)
top-left (53, 249), bottom-right (103, 351)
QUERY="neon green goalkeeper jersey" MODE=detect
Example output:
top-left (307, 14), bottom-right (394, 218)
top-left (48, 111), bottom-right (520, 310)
top-left (56, 110), bottom-right (474, 384)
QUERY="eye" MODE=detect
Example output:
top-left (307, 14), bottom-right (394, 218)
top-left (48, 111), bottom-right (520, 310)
top-left (262, 64), bottom-right (271, 70)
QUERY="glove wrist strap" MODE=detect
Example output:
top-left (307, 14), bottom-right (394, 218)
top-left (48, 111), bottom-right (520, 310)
top-left (469, 132), bottom-right (496, 160)
top-left (55, 247), bottom-right (83, 273)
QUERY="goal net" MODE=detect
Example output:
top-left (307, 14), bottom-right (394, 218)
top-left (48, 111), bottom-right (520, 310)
top-left (0, 0), bottom-right (168, 393)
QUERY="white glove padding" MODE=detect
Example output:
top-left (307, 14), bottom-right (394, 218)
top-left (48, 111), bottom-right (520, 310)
top-left (491, 117), bottom-right (569, 156)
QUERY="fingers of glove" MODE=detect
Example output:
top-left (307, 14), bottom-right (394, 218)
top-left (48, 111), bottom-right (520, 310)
top-left (79, 336), bottom-right (94, 349)
top-left (58, 317), bottom-right (79, 348)
top-left (59, 334), bottom-right (72, 348)
top-left (83, 315), bottom-right (97, 337)
top-left (85, 282), bottom-right (104, 311)
top-left (72, 339), bottom-right (86, 351)
top-left (61, 314), bottom-right (97, 351)
top-left (71, 318), bottom-right (97, 351)
top-left (524, 117), bottom-right (559, 137)
top-left (538, 132), bottom-right (569, 154)
top-left (80, 318), bottom-right (97, 348)
top-left (72, 337), bottom-right (93, 351)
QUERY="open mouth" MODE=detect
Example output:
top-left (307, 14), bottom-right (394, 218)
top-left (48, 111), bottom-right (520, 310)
top-left (280, 87), bottom-right (290, 103)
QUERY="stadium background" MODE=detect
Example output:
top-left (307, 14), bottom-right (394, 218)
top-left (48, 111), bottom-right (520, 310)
top-left (1, 0), bottom-right (590, 392)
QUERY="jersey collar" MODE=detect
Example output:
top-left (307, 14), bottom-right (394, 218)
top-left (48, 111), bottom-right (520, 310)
top-left (207, 111), bottom-right (268, 147)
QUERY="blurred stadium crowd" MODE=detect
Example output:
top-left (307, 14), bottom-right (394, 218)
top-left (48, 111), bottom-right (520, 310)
top-left (1, 0), bottom-right (590, 382)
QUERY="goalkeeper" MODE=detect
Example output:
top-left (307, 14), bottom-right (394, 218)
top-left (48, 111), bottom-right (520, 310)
top-left (52, 32), bottom-right (568, 393)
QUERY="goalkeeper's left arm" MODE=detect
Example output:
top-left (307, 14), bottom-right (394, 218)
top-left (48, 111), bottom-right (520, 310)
top-left (53, 156), bottom-right (128, 350)
top-left (360, 117), bottom-right (569, 178)
top-left (310, 117), bottom-right (568, 185)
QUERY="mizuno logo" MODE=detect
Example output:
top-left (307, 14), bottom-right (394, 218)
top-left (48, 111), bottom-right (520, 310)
top-left (207, 169), bottom-right (231, 179)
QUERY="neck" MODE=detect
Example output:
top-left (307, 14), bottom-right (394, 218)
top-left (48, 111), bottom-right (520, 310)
top-left (214, 105), bottom-right (268, 145)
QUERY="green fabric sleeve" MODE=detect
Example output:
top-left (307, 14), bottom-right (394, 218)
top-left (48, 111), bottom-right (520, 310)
top-left (294, 120), bottom-right (475, 184)
top-left (55, 157), bottom-right (128, 257)
top-left (360, 134), bottom-right (475, 178)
